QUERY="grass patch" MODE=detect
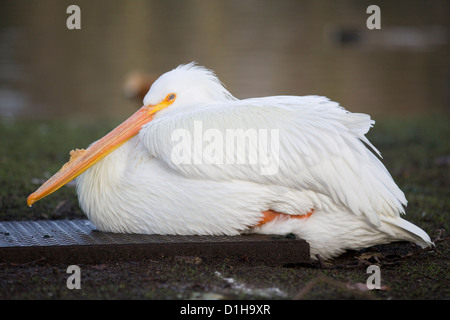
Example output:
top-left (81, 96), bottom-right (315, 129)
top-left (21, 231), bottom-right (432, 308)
top-left (366, 114), bottom-right (450, 233)
top-left (0, 118), bottom-right (119, 221)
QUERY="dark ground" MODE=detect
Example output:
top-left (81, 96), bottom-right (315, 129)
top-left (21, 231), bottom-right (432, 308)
top-left (1, 240), bottom-right (448, 300)
top-left (0, 114), bottom-right (449, 301)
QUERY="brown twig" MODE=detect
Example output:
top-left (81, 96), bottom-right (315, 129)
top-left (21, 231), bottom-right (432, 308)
top-left (7, 257), bottom-right (47, 266)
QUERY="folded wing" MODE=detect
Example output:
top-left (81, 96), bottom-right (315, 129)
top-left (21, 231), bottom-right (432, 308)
top-left (140, 95), bottom-right (407, 226)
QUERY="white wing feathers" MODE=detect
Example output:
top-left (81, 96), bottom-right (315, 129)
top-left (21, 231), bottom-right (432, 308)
top-left (140, 95), bottom-right (407, 226)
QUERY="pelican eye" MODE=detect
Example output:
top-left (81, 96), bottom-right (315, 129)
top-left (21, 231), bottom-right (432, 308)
top-left (166, 93), bottom-right (176, 102)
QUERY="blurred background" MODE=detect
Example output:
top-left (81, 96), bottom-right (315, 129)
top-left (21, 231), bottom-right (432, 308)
top-left (0, 0), bottom-right (448, 121)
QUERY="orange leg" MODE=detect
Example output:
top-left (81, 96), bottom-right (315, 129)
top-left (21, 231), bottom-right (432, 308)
top-left (255, 209), bottom-right (314, 228)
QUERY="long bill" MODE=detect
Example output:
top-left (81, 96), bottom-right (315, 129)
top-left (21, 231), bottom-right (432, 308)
top-left (27, 104), bottom-right (157, 207)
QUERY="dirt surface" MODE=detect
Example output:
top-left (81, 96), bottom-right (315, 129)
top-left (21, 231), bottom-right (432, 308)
top-left (1, 237), bottom-right (448, 301)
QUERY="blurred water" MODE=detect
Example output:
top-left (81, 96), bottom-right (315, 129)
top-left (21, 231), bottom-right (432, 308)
top-left (0, 0), bottom-right (448, 120)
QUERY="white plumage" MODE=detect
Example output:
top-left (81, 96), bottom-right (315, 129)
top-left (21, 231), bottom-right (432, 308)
top-left (32, 63), bottom-right (433, 259)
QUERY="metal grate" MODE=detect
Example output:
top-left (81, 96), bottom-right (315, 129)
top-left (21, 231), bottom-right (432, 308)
top-left (0, 220), bottom-right (310, 264)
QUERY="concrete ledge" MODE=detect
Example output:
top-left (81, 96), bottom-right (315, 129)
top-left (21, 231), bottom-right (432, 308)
top-left (0, 220), bottom-right (311, 265)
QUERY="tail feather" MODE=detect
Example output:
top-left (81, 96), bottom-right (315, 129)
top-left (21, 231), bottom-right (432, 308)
top-left (381, 216), bottom-right (433, 249)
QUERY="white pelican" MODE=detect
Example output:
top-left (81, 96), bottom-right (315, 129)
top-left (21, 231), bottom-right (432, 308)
top-left (27, 63), bottom-right (432, 259)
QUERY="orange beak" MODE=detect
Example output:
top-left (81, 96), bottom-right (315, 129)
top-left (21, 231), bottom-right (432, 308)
top-left (27, 100), bottom-right (171, 207)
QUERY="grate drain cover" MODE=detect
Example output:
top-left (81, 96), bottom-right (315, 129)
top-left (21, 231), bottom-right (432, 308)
top-left (0, 220), bottom-right (310, 264)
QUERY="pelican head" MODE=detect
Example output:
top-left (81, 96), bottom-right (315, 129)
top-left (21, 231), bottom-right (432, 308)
top-left (144, 63), bottom-right (235, 114)
top-left (27, 62), bottom-right (232, 206)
